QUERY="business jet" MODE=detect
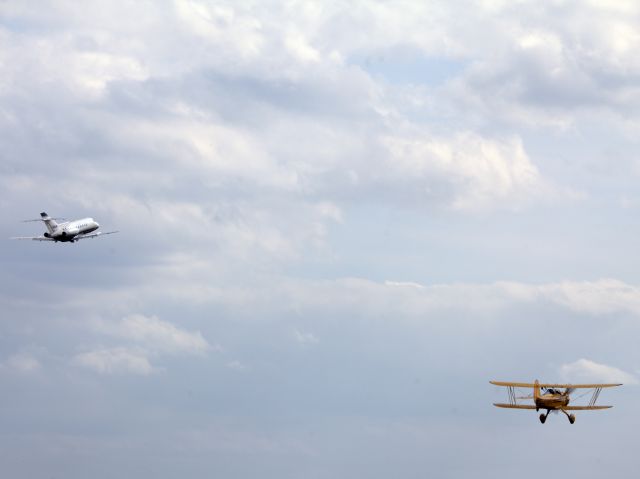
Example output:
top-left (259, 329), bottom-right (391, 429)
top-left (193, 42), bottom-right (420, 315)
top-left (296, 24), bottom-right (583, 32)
top-left (11, 212), bottom-right (118, 243)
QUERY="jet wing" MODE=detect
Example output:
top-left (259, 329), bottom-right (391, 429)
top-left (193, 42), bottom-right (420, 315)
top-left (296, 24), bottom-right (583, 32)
top-left (10, 236), bottom-right (54, 241)
top-left (74, 231), bottom-right (119, 240)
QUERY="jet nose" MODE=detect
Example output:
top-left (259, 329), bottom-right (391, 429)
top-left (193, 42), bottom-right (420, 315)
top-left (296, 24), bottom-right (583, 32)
top-left (94, 221), bottom-right (100, 228)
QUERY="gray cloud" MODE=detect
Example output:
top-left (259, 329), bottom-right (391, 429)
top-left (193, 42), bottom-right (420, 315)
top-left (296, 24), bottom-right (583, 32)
top-left (2, 1), bottom-right (640, 478)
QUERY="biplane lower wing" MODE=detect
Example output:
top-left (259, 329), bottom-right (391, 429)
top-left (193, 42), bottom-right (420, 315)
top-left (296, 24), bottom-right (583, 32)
top-left (493, 403), bottom-right (536, 409)
top-left (494, 403), bottom-right (612, 410)
top-left (562, 405), bottom-right (612, 410)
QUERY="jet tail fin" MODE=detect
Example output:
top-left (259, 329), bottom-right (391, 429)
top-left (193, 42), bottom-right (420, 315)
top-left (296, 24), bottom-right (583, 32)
top-left (22, 212), bottom-right (63, 234)
top-left (39, 212), bottom-right (59, 234)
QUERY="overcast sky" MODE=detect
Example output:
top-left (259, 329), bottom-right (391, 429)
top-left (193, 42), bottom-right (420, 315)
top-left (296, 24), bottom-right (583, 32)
top-left (2, 1), bottom-right (640, 477)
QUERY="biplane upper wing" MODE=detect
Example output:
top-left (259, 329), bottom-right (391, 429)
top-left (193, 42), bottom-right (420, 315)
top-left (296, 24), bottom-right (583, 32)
top-left (490, 381), bottom-right (537, 388)
top-left (537, 383), bottom-right (621, 388)
top-left (493, 403), bottom-right (536, 409)
top-left (490, 381), bottom-right (622, 388)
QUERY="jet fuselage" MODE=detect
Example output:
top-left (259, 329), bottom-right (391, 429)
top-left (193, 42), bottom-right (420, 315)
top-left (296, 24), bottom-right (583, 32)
top-left (45, 218), bottom-right (99, 242)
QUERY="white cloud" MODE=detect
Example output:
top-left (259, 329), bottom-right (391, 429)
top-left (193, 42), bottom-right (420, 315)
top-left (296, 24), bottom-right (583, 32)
top-left (1, 0), bottom-right (561, 223)
top-left (384, 281), bottom-right (423, 289)
top-left (0, 353), bottom-right (41, 374)
top-left (95, 314), bottom-right (210, 355)
top-left (74, 347), bottom-right (154, 375)
top-left (65, 276), bottom-right (640, 332)
top-left (445, 1), bottom-right (640, 128)
top-left (379, 131), bottom-right (546, 211)
top-left (226, 360), bottom-right (248, 372)
top-left (537, 279), bottom-right (640, 316)
top-left (74, 315), bottom-right (213, 375)
top-left (294, 329), bottom-right (319, 345)
top-left (174, 0), bottom-right (264, 60)
top-left (284, 29), bottom-right (321, 63)
top-left (559, 358), bottom-right (638, 385)
top-left (205, 277), bottom-right (640, 324)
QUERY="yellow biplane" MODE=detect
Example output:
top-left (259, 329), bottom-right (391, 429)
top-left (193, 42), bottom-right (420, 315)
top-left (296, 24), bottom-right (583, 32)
top-left (490, 380), bottom-right (621, 424)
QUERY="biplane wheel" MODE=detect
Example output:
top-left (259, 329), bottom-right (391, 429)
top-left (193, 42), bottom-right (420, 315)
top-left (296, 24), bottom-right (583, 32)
top-left (569, 414), bottom-right (575, 424)
top-left (539, 414), bottom-right (546, 424)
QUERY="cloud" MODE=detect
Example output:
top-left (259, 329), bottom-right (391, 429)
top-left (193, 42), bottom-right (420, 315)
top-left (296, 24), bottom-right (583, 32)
top-left (559, 358), bottom-right (638, 385)
top-left (381, 132), bottom-right (543, 210)
top-left (385, 281), bottom-right (423, 288)
top-left (73, 315), bottom-right (213, 375)
top-left (351, 278), bottom-right (640, 319)
top-left (0, 0), bottom-right (559, 231)
top-left (440, 1), bottom-right (640, 129)
top-left (74, 347), bottom-right (154, 375)
top-left (0, 353), bottom-right (41, 374)
top-left (226, 360), bottom-right (248, 372)
top-left (56, 276), bottom-right (640, 333)
top-left (293, 329), bottom-right (319, 345)
top-left (95, 314), bottom-right (210, 355)
top-left (536, 279), bottom-right (640, 316)
top-left (2, 3), bottom-right (640, 476)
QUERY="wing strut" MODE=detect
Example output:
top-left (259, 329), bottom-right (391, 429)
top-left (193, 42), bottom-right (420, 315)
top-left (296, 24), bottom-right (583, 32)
top-left (508, 386), bottom-right (516, 406)
top-left (589, 387), bottom-right (602, 407)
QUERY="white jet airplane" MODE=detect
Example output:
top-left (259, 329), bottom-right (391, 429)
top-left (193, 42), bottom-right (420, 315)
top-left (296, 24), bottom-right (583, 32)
top-left (11, 212), bottom-right (118, 243)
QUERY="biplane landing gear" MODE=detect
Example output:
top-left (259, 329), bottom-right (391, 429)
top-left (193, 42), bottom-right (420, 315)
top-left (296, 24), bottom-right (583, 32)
top-left (539, 409), bottom-right (551, 424)
top-left (560, 409), bottom-right (576, 424)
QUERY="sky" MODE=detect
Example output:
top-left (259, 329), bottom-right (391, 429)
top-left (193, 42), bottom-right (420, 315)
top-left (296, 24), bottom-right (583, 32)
top-left (1, 0), bottom-right (640, 477)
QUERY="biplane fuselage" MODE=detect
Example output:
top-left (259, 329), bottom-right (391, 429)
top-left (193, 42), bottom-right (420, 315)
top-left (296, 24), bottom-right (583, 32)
top-left (533, 380), bottom-right (570, 410)
top-left (535, 392), bottom-right (569, 409)
top-left (491, 379), bottom-right (621, 424)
